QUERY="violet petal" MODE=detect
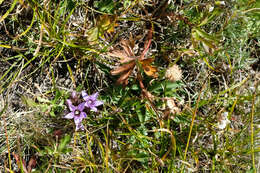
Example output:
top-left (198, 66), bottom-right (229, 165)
top-left (85, 101), bottom-right (92, 108)
top-left (75, 123), bottom-right (84, 131)
top-left (67, 99), bottom-right (76, 111)
top-left (74, 116), bottom-right (83, 124)
top-left (71, 91), bottom-right (77, 98)
top-left (93, 100), bottom-right (103, 107)
top-left (80, 112), bottom-right (87, 119)
top-left (64, 112), bottom-right (74, 119)
top-left (82, 91), bottom-right (88, 99)
top-left (91, 92), bottom-right (99, 99)
top-left (77, 102), bottom-right (86, 111)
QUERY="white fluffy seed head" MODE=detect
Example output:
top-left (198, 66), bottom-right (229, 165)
top-left (165, 65), bottom-right (182, 82)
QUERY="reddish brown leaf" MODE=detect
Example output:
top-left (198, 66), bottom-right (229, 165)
top-left (142, 89), bottom-right (155, 101)
top-left (27, 157), bottom-right (37, 173)
top-left (107, 49), bottom-right (128, 59)
top-left (140, 28), bottom-right (153, 60)
top-left (107, 50), bottom-right (133, 63)
top-left (117, 68), bottom-right (134, 85)
top-left (121, 39), bottom-right (135, 57)
top-left (109, 29), bottom-right (154, 86)
top-left (110, 61), bottom-right (135, 75)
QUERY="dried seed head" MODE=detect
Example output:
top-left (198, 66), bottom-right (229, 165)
top-left (166, 98), bottom-right (181, 114)
top-left (165, 65), bottom-right (182, 82)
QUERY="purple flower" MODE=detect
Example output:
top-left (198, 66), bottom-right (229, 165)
top-left (64, 99), bottom-right (86, 131)
top-left (71, 91), bottom-right (77, 99)
top-left (82, 91), bottom-right (103, 112)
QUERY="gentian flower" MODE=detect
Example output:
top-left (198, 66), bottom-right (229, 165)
top-left (64, 99), bottom-right (86, 131)
top-left (69, 91), bottom-right (82, 105)
top-left (71, 91), bottom-right (77, 99)
top-left (82, 91), bottom-right (103, 112)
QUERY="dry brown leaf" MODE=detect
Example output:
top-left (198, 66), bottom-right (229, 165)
top-left (107, 50), bottom-right (134, 63)
top-left (121, 40), bottom-right (135, 57)
top-left (108, 38), bottom-right (137, 86)
top-left (142, 89), bottom-right (155, 101)
top-left (107, 38), bottom-right (135, 64)
top-left (111, 61), bottom-right (135, 75)
top-left (107, 50), bottom-right (128, 58)
top-left (117, 68), bottom-right (134, 85)
top-left (119, 56), bottom-right (135, 63)
top-left (27, 157), bottom-right (37, 173)
top-left (109, 31), bottom-right (157, 86)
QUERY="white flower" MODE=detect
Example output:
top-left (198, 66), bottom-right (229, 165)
top-left (217, 112), bottom-right (230, 130)
top-left (219, 1), bottom-right (225, 5)
top-left (209, 6), bottom-right (214, 12)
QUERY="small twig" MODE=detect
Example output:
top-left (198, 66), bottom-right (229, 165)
top-left (243, 8), bottom-right (260, 14)
top-left (139, 26), bottom-right (153, 60)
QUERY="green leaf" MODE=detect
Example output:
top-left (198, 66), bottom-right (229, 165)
top-left (123, 0), bottom-right (132, 8)
top-left (94, 0), bottom-right (116, 13)
top-left (45, 146), bottom-right (54, 155)
top-left (22, 96), bottom-right (38, 107)
top-left (131, 84), bottom-right (139, 91)
top-left (198, 8), bottom-right (222, 27)
top-left (149, 80), bottom-right (181, 96)
top-left (53, 89), bottom-right (62, 103)
top-left (195, 28), bottom-right (219, 42)
top-left (50, 111), bottom-right (56, 117)
top-left (173, 115), bottom-right (190, 124)
top-left (246, 168), bottom-right (256, 173)
top-left (58, 134), bottom-right (71, 153)
top-left (135, 152), bottom-right (149, 163)
top-left (198, 99), bottom-right (209, 108)
top-left (87, 27), bottom-right (99, 42)
top-left (39, 104), bottom-right (49, 112)
top-left (37, 97), bottom-right (50, 103)
top-left (135, 103), bottom-right (145, 123)
top-left (66, 0), bottom-right (76, 12)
